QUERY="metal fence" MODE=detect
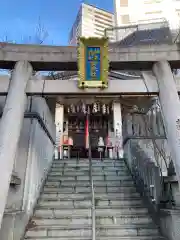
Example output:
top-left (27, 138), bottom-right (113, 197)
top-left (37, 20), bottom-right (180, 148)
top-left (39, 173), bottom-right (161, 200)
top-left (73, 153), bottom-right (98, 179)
top-left (105, 19), bottom-right (173, 47)
top-left (174, 28), bottom-right (180, 43)
top-left (122, 96), bottom-right (177, 210)
top-left (124, 138), bottom-right (163, 207)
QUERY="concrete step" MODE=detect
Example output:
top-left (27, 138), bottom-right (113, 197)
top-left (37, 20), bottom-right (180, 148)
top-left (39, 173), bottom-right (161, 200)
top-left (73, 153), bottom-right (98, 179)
top-left (26, 223), bottom-right (156, 230)
top-left (37, 201), bottom-right (144, 209)
top-left (49, 171), bottom-right (129, 177)
top-left (99, 225), bottom-right (158, 236)
top-left (96, 216), bottom-right (153, 225)
top-left (51, 162), bottom-right (127, 167)
top-left (38, 199), bottom-right (142, 209)
top-left (95, 208), bottom-right (148, 216)
top-left (25, 228), bottom-right (91, 238)
top-left (52, 166), bottom-right (115, 170)
top-left (51, 165), bottom-right (127, 171)
top-left (43, 186), bottom-right (137, 194)
top-left (95, 199), bottom-right (142, 207)
top-left (47, 175), bottom-right (132, 181)
top-left (34, 207), bottom-right (148, 219)
top-left (52, 163), bottom-right (127, 168)
top-left (96, 229), bottom-right (159, 237)
top-left (34, 208), bottom-right (91, 218)
top-left (51, 163), bottom-right (127, 170)
top-left (104, 175), bottom-right (132, 181)
top-left (24, 157), bottom-right (164, 240)
top-left (32, 215), bottom-right (153, 226)
top-left (32, 214), bottom-right (153, 227)
top-left (40, 192), bottom-right (140, 200)
top-left (38, 199), bottom-right (91, 208)
top-left (98, 237), bottom-right (165, 240)
top-left (48, 170), bottom-right (130, 177)
top-left (47, 176), bottom-right (133, 182)
top-left (52, 159), bottom-right (125, 164)
top-left (26, 225), bottom-right (91, 230)
top-left (32, 217), bottom-right (91, 226)
top-left (25, 224), bottom-right (159, 238)
top-left (24, 237), bottom-right (165, 240)
top-left (45, 180), bottom-right (134, 187)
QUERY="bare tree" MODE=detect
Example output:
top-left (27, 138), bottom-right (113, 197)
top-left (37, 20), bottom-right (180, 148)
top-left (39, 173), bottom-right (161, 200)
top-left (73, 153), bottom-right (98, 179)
top-left (34, 17), bottom-right (49, 44)
top-left (0, 18), bottom-right (49, 75)
top-left (0, 17), bottom-right (49, 45)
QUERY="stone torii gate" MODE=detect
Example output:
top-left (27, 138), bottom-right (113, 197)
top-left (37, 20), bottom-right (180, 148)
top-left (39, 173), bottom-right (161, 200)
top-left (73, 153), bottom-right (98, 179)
top-left (0, 42), bottom-right (180, 229)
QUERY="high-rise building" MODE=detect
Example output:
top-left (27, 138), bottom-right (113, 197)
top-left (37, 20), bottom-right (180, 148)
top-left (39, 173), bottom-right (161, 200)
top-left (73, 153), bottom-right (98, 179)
top-left (69, 3), bottom-right (115, 45)
top-left (114, 0), bottom-right (180, 28)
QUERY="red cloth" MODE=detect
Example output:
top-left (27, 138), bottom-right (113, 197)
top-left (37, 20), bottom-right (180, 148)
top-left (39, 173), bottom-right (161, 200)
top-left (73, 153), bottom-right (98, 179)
top-left (85, 116), bottom-right (89, 149)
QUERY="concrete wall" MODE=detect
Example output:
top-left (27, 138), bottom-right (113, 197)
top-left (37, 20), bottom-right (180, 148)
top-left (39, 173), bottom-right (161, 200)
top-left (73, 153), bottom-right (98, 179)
top-left (23, 119), bottom-right (54, 214)
top-left (5, 119), bottom-right (32, 211)
top-left (0, 96), bottom-right (55, 240)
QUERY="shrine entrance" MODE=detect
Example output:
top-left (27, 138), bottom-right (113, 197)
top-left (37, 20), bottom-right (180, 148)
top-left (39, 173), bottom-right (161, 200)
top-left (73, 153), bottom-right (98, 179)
top-left (63, 101), bottom-right (113, 159)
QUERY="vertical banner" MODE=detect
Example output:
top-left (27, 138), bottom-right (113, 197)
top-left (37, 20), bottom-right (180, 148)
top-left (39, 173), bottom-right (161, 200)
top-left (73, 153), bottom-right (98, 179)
top-left (78, 37), bottom-right (109, 88)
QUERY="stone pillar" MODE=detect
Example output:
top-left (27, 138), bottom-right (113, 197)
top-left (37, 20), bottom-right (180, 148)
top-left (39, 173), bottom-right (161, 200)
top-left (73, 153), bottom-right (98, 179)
top-left (0, 61), bottom-right (32, 227)
top-left (55, 105), bottom-right (64, 159)
top-left (153, 61), bottom-right (180, 187)
top-left (113, 102), bottom-right (123, 158)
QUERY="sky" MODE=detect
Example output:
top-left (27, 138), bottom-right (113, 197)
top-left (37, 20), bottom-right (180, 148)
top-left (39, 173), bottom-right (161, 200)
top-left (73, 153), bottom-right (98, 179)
top-left (0, 0), bottom-right (113, 46)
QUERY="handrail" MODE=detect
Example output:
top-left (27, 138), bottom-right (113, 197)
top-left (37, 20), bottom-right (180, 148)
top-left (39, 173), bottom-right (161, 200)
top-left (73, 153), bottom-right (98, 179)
top-left (173, 24), bottom-right (180, 43)
top-left (88, 113), bottom-right (96, 240)
top-left (89, 148), bottom-right (96, 240)
top-left (123, 135), bottom-right (166, 147)
top-left (122, 135), bottom-right (175, 207)
top-left (24, 112), bottom-right (55, 145)
top-left (123, 136), bottom-right (163, 206)
top-left (91, 179), bottom-right (96, 240)
top-left (104, 24), bottom-right (138, 37)
top-left (0, 111), bottom-right (56, 145)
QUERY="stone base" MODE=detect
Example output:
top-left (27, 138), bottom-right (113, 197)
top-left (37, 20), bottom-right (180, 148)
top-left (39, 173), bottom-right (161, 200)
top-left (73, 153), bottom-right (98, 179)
top-left (160, 209), bottom-right (180, 240)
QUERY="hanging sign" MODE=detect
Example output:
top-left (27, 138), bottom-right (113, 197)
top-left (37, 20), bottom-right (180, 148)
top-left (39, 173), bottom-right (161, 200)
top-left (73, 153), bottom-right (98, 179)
top-left (78, 37), bottom-right (109, 88)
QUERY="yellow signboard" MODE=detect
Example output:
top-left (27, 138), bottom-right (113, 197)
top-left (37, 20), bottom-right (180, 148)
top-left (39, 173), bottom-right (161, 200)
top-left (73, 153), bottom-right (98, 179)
top-left (78, 37), bottom-right (109, 88)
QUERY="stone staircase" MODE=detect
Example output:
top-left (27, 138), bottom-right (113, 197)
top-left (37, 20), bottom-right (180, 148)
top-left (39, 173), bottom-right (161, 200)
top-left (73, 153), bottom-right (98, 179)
top-left (24, 158), bottom-right (165, 240)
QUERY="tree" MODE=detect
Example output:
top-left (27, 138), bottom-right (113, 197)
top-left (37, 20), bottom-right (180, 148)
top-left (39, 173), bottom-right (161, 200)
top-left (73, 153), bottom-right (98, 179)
top-left (0, 17), bottom-right (49, 75)
top-left (0, 17), bottom-right (49, 45)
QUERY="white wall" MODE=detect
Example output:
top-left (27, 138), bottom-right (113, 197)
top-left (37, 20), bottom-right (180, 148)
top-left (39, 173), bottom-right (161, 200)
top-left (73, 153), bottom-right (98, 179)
top-left (81, 3), bottom-right (115, 39)
top-left (114, 0), bottom-right (180, 27)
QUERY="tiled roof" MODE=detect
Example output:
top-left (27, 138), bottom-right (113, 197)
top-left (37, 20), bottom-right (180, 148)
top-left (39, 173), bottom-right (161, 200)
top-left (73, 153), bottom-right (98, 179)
top-left (112, 26), bottom-right (172, 47)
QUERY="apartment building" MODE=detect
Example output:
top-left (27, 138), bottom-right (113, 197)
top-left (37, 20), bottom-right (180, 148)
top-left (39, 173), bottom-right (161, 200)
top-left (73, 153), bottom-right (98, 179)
top-left (69, 3), bottom-right (115, 45)
top-left (114, 0), bottom-right (180, 28)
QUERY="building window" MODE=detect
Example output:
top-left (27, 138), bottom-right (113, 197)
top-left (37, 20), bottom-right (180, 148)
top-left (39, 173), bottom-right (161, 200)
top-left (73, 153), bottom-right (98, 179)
top-left (95, 28), bottom-right (104, 33)
top-left (176, 10), bottom-right (180, 16)
top-left (95, 31), bottom-right (103, 36)
top-left (95, 19), bottom-right (113, 28)
top-left (120, 0), bottom-right (128, 7)
top-left (121, 15), bottom-right (130, 24)
top-left (87, 8), bottom-right (93, 12)
top-left (94, 21), bottom-right (112, 28)
top-left (94, 15), bottom-right (113, 24)
top-left (94, 10), bottom-right (112, 20)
